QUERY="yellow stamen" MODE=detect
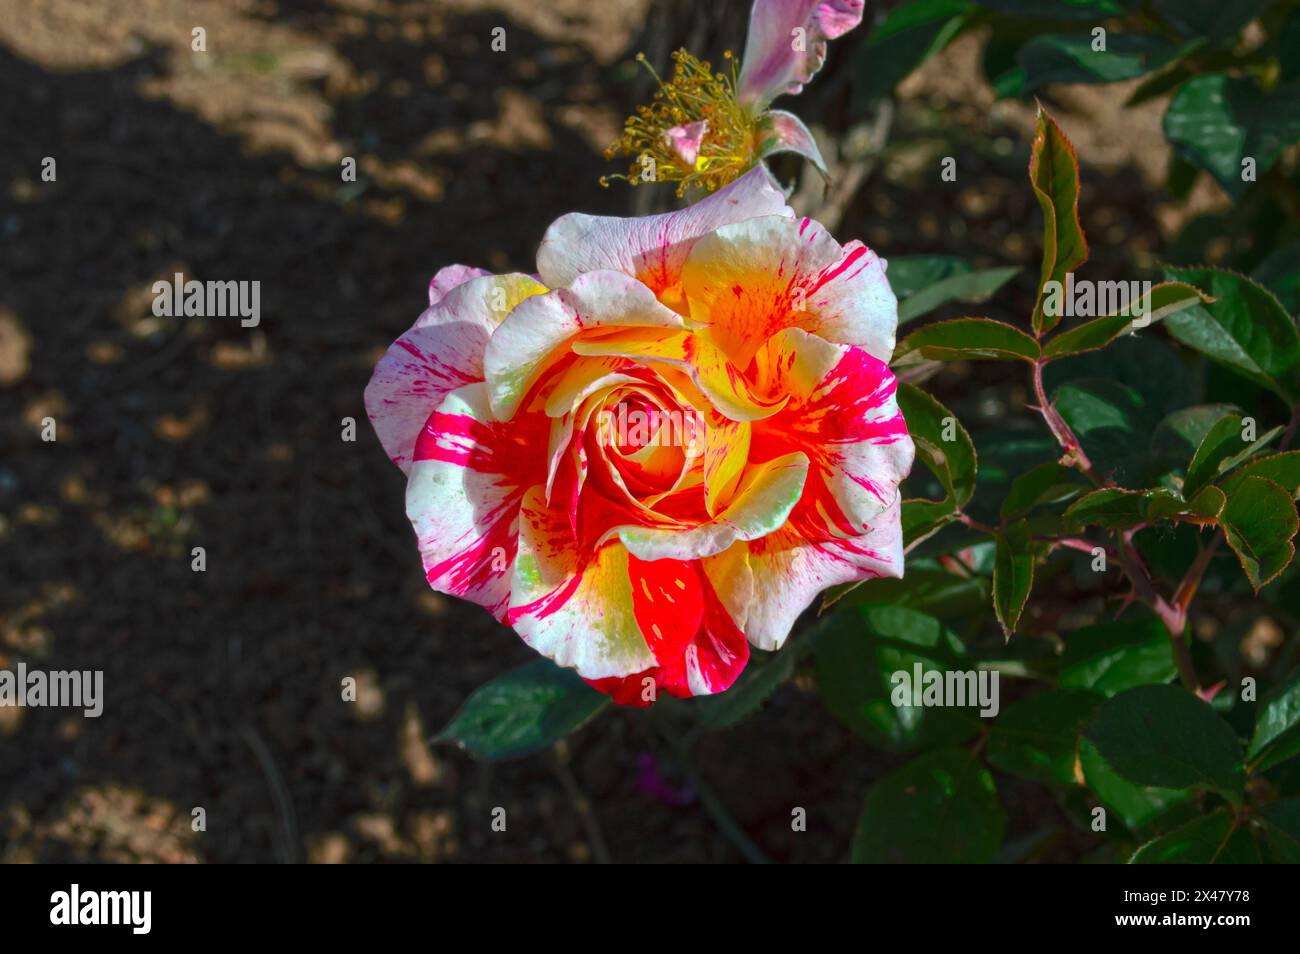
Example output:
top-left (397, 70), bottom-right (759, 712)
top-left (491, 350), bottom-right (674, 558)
top-left (603, 49), bottom-right (759, 197)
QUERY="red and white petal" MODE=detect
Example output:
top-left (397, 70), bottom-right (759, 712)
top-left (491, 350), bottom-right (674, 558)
top-left (586, 555), bottom-right (751, 703)
top-left (367, 273), bottom-right (546, 473)
top-left (628, 553), bottom-right (704, 665)
top-left (681, 214), bottom-right (896, 367)
top-left (536, 166), bottom-right (792, 306)
top-left (405, 383), bottom-right (550, 620)
top-left (508, 487), bottom-right (658, 680)
top-left (618, 451), bottom-right (809, 561)
top-left (485, 270), bottom-right (683, 420)
top-left (752, 329), bottom-right (913, 538)
top-left (744, 495), bottom-right (904, 651)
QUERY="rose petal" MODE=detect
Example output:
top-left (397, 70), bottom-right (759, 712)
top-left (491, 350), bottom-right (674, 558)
top-left (366, 273), bottom-right (547, 473)
top-left (428, 264), bottom-right (491, 306)
top-left (737, 0), bottom-right (866, 107)
top-left (702, 417), bottom-right (750, 517)
top-left (751, 328), bottom-right (913, 539)
top-left (665, 119), bottom-right (708, 167)
top-left (484, 270), bottom-right (684, 420)
top-left (536, 165), bottom-right (792, 307)
top-left (571, 327), bottom-right (788, 422)
top-left (628, 553), bottom-right (704, 665)
top-left (681, 214), bottom-right (896, 367)
top-left (508, 486), bottom-right (658, 680)
top-left (585, 555), bottom-right (751, 702)
top-left (757, 110), bottom-right (829, 178)
top-left (406, 382), bottom-right (550, 620)
top-left (744, 496), bottom-right (904, 650)
top-left (617, 451), bottom-right (809, 560)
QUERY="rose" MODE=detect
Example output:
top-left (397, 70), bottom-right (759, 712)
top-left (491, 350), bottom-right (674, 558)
top-left (366, 166), bottom-right (913, 705)
top-left (606, 0), bottom-right (866, 194)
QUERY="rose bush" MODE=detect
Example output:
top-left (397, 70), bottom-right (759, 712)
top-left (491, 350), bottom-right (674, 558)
top-left (366, 166), bottom-right (913, 705)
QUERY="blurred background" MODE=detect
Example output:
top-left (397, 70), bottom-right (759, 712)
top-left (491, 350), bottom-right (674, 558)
top-left (1, 0), bottom-right (1294, 863)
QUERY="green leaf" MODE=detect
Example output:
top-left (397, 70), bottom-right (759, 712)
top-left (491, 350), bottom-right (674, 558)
top-left (1041, 282), bottom-right (1209, 359)
top-left (1052, 378), bottom-right (1154, 479)
top-left (1001, 461), bottom-right (1083, 520)
top-left (1086, 685), bottom-right (1245, 802)
top-left (852, 748), bottom-right (1004, 863)
top-left (1029, 106), bottom-right (1088, 335)
top-left (1164, 75), bottom-right (1300, 197)
top-left (1247, 670), bottom-right (1300, 773)
top-left (1220, 476), bottom-right (1299, 591)
top-left (1130, 810), bottom-right (1260, 863)
top-left (1143, 484), bottom-right (1225, 524)
top-left (833, 566), bottom-right (990, 617)
top-left (435, 658), bottom-right (609, 761)
top-left (1153, 0), bottom-right (1275, 41)
top-left (1016, 33), bottom-right (1177, 94)
top-left (993, 519), bottom-right (1035, 637)
top-left (1253, 239), bottom-right (1300, 314)
top-left (1184, 411), bottom-right (1253, 498)
top-left (1152, 404), bottom-right (1241, 462)
top-left (1221, 451), bottom-right (1300, 499)
top-left (1063, 487), bottom-right (1147, 530)
top-left (897, 267), bottom-right (1022, 324)
top-left (1163, 266), bottom-right (1300, 402)
top-left (987, 688), bottom-right (1103, 785)
top-left (813, 604), bottom-right (978, 751)
top-left (894, 317), bottom-right (1041, 364)
top-left (901, 498), bottom-right (958, 548)
top-left (885, 254), bottom-right (971, 300)
top-left (898, 383), bottom-right (977, 509)
top-left (694, 637), bottom-right (808, 729)
top-left (1060, 618), bottom-right (1178, 696)
top-left (855, 0), bottom-right (973, 105)
top-left (1258, 798), bottom-right (1300, 862)
top-left (1079, 739), bottom-right (1192, 830)
top-left (977, 0), bottom-right (1133, 19)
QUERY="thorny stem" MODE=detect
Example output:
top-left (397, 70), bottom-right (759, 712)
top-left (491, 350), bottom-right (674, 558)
top-left (1114, 530), bottom-right (1199, 692)
top-left (1032, 359), bottom-right (1101, 483)
top-left (1173, 535), bottom-right (1223, 612)
top-left (1028, 358), bottom-right (1200, 690)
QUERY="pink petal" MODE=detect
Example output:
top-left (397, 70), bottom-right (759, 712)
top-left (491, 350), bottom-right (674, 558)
top-left (738, 0), bottom-right (865, 107)
top-left (758, 109), bottom-right (828, 176)
top-left (665, 120), bottom-right (708, 166)
top-left (428, 264), bottom-right (490, 306)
